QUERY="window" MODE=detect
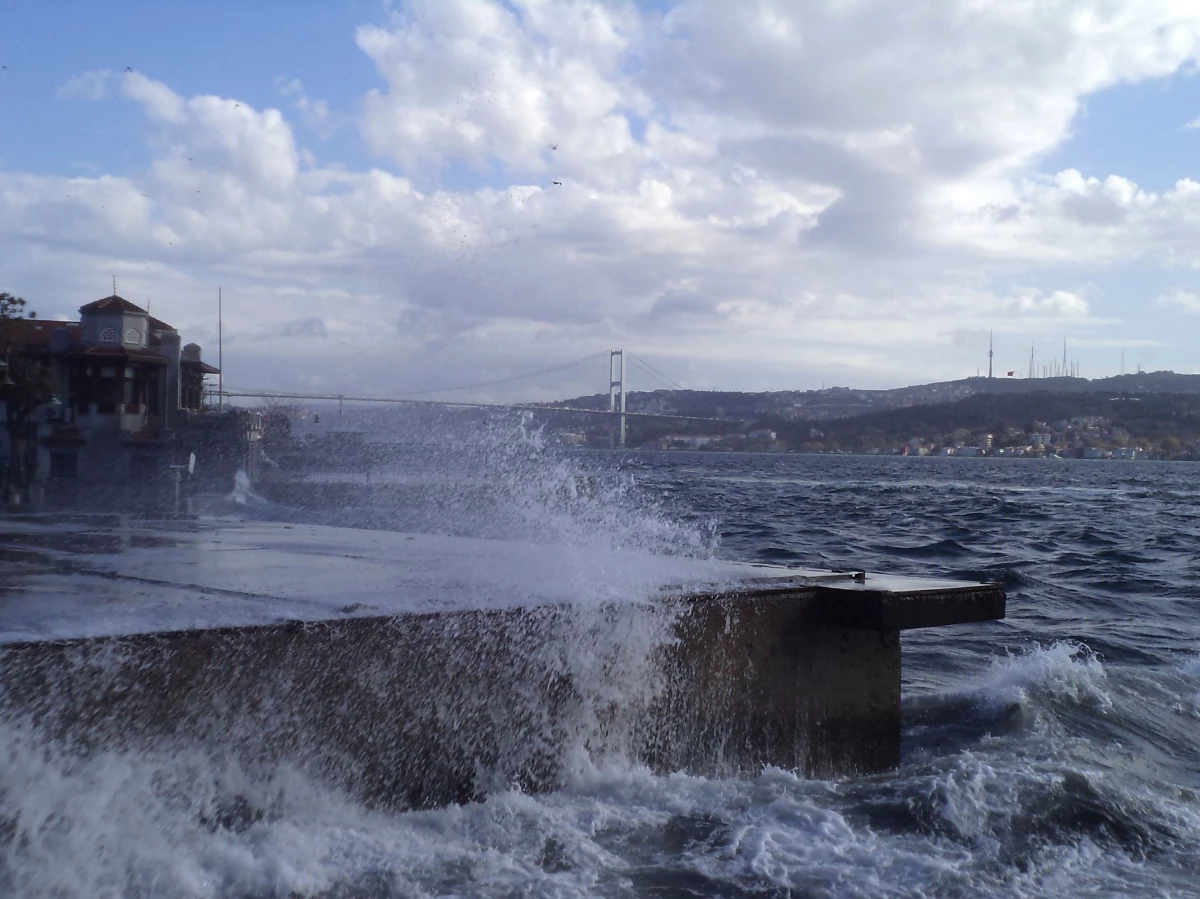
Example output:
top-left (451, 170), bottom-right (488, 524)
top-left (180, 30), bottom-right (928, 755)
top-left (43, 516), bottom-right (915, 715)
top-left (100, 327), bottom-right (119, 343)
top-left (97, 367), bottom-right (119, 414)
top-left (124, 328), bottom-right (141, 346)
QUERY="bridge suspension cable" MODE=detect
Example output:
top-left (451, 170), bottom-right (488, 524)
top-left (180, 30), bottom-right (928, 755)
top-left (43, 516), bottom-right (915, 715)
top-left (625, 351), bottom-right (686, 392)
top-left (381, 351), bottom-right (609, 397)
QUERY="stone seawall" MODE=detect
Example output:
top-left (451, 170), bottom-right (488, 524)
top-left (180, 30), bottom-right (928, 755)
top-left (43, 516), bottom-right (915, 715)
top-left (0, 516), bottom-right (1003, 810)
top-left (0, 593), bottom-right (903, 809)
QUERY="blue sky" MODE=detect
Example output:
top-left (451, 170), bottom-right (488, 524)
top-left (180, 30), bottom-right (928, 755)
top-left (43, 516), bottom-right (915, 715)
top-left (1044, 76), bottom-right (1200, 193)
top-left (0, 0), bottom-right (381, 175)
top-left (4, 0), bottom-right (1200, 396)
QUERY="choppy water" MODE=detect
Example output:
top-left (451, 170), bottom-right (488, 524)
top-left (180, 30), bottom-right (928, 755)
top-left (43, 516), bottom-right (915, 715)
top-left (5, 446), bottom-right (1200, 897)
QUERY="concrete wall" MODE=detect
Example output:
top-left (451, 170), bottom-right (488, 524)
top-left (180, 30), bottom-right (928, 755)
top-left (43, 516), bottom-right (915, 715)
top-left (0, 591), bottom-right (901, 810)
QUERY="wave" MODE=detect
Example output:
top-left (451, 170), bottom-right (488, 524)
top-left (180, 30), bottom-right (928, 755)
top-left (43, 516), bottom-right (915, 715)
top-left (973, 642), bottom-right (1112, 714)
top-left (869, 538), bottom-right (975, 559)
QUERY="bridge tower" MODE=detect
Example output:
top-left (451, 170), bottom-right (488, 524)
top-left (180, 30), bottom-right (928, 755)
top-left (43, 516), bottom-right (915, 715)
top-left (609, 349), bottom-right (626, 448)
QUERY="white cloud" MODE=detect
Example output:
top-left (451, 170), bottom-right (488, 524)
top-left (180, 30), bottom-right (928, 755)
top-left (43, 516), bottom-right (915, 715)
top-left (1004, 289), bottom-right (1090, 317)
top-left (1154, 289), bottom-right (1200, 312)
top-left (58, 70), bottom-right (112, 100)
top-left (120, 72), bottom-right (299, 193)
top-left (276, 78), bottom-right (335, 137)
top-left (356, 0), bottom-right (648, 180)
top-left (122, 71), bottom-right (186, 123)
top-left (8, 1), bottom-right (1200, 392)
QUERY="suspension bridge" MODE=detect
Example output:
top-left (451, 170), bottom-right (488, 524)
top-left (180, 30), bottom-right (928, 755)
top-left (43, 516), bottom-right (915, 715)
top-left (216, 350), bottom-right (739, 447)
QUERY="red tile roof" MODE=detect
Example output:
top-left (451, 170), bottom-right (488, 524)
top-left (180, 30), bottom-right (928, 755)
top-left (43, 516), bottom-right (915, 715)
top-left (3, 305), bottom-right (198, 366)
top-left (0, 319), bottom-right (80, 349)
top-left (79, 294), bottom-right (148, 315)
top-left (183, 358), bottom-right (221, 374)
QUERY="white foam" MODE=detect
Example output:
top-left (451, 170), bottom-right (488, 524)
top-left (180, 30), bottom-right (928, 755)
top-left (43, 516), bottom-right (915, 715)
top-left (1179, 653), bottom-right (1200, 679)
top-left (5, 724), bottom-right (1197, 899)
top-left (974, 641), bottom-right (1112, 712)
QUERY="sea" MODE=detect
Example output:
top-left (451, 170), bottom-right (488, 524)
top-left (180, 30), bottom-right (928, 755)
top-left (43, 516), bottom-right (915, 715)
top-left (4, 436), bottom-right (1200, 898)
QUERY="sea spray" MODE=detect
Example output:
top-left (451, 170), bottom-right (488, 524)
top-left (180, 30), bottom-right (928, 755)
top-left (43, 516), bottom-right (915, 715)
top-left (4, 453), bottom-right (1200, 897)
top-left (0, 416), bottom-right (730, 896)
top-left (250, 410), bottom-right (719, 556)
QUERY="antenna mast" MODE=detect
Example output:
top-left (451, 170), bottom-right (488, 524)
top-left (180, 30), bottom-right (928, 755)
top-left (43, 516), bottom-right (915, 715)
top-left (988, 330), bottom-right (994, 379)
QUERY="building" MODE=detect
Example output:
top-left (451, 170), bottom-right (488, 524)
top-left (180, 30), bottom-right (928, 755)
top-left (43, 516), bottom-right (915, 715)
top-left (0, 294), bottom-right (252, 507)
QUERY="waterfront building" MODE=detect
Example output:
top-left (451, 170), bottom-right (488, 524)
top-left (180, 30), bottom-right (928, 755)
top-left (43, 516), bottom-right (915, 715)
top-left (0, 294), bottom-right (255, 506)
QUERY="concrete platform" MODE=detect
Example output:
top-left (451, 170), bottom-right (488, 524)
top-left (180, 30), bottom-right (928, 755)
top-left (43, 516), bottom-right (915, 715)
top-left (0, 514), bottom-right (1005, 807)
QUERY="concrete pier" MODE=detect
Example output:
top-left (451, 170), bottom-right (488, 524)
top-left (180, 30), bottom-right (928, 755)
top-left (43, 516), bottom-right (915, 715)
top-left (0, 516), bottom-right (1004, 808)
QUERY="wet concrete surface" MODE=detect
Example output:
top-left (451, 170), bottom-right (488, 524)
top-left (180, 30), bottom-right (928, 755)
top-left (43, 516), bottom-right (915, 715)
top-left (0, 513), bottom-right (1003, 643)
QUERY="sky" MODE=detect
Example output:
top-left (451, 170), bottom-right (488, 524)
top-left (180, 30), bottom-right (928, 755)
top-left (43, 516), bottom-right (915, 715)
top-left (4, 0), bottom-right (1200, 402)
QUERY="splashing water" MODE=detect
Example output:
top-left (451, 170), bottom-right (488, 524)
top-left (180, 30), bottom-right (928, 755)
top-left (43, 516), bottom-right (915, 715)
top-left (6, 445), bottom-right (1200, 897)
top-left (230, 468), bottom-right (253, 505)
top-left (1, 417), bottom-right (726, 896)
top-left (252, 411), bottom-right (719, 558)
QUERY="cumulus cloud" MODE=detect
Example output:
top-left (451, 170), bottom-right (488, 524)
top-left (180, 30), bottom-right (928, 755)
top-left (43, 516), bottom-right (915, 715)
top-left (120, 71), bottom-right (300, 193)
top-left (356, 0), bottom-right (648, 178)
top-left (58, 70), bottom-right (112, 100)
top-left (8, 0), bottom-right (1200, 392)
top-left (651, 0), bottom-right (1200, 252)
top-left (122, 71), bottom-right (187, 123)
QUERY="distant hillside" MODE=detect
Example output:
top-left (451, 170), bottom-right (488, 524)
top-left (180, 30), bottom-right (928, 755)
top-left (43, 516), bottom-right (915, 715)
top-left (762, 390), bottom-right (1200, 454)
top-left (555, 371), bottom-right (1200, 424)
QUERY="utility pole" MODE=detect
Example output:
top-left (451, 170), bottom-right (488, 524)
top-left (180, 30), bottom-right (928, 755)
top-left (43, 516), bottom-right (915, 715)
top-left (218, 288), bottom-right (224, 410)
top-left (609, 349), bottom-right (626, 448)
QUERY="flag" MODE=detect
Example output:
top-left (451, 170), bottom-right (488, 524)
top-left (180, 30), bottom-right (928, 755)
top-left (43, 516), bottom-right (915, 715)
top-left (1007, 371), bottom-right (1015, 377)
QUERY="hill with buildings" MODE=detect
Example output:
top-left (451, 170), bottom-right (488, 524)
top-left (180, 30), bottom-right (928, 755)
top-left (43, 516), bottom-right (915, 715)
top-left (552, 371), bottom-right (1200, 458)
top-left (758, 390), bottom-right (1200, 459)
top-left (557, 371), bottom-right (1200, 426)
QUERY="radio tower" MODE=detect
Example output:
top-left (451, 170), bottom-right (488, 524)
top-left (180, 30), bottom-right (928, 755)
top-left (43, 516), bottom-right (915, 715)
top-left (988, 330), bottom-right (994, 379)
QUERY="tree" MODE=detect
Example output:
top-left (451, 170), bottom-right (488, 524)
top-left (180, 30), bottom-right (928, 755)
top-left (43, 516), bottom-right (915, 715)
top-left (1, 292), bottom-right (54, 501)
